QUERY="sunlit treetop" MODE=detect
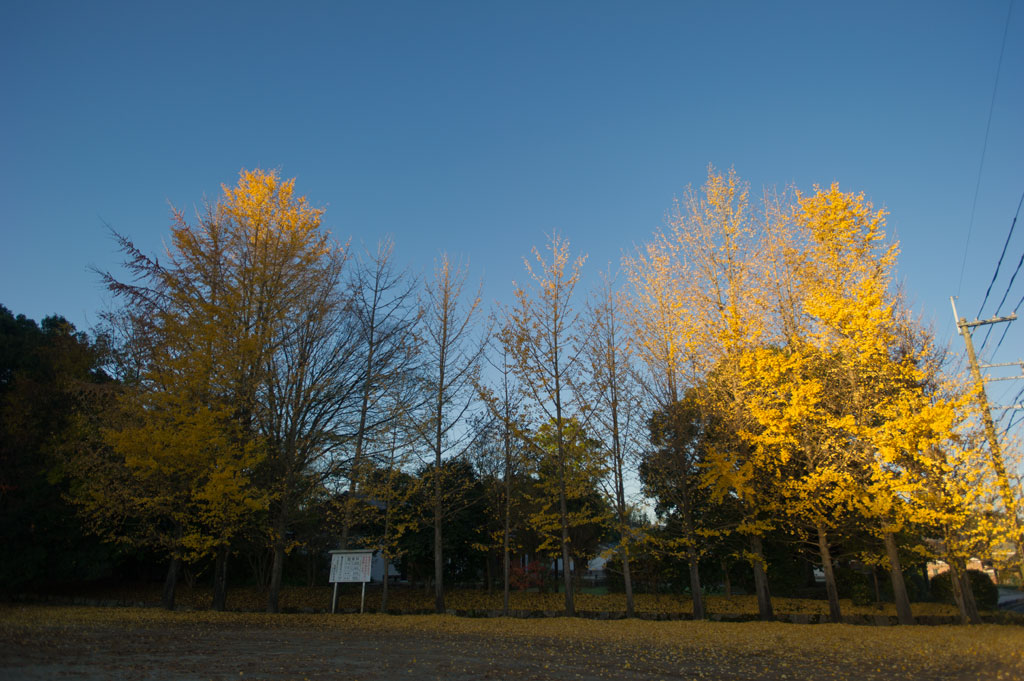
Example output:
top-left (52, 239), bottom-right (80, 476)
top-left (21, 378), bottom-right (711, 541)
top-left (221, 168), bottom-right (324, 238)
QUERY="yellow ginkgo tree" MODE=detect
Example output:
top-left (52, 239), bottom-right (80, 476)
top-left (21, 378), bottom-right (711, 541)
top-left (87, 169), bottom-right (352, 612)
top-left (761, 183), bottom-right (983, 625)
top-left (735, 344), bottom-right (865, 623)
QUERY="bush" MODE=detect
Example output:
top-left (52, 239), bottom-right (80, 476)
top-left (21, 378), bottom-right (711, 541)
top-left (835, 565), bottom-right (876, 604)
top-left (929, 569), bottom-right (998, 611)
top-left (848, 580), bottom-right (874, 606)
top-left (509, 561), bottom-right (546, 591)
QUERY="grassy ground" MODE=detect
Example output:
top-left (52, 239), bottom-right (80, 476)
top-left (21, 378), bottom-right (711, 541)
top-left (1, 605), bottom-right (1022, 680)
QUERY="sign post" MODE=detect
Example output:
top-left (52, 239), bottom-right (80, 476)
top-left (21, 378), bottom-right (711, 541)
top-left (328, 549), bottom-right (373, 614)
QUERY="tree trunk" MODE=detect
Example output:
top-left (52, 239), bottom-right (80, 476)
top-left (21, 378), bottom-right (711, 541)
top-left (722, 559), bottom-right (732, 599)
top-left (621, 542), bottom-right (635, 617)
top-left (182, 564), bottom-right (196, 590)
top-left (679, 475), bottom-right (705, 618)
top-left (344, 309), bottom-right (378, 550)
top-left (248, 549), bottom-right (272, 588)
top-left (267, 512), bottom-right (288, 614)
top-left (485, 553), bottom-right (493, 595)
top-left (816, 524), bottom-right (842, 623)
top-left (432, 333), bottom-right (446, 614)
top-left (553, 414), bottom-right (575, 617)
top-left (949, 564), bottom-right (968, 624)
top-left (212, 544), bottom-right (229, 612)
top-left (883, 531), bottom-right (914, 625)
top-left (161, 556), bottom-right (181, 610)
top-left (558, 478), bottom-right (575, 616)
top-left (433, 465), bottom-right (445, 613)
top-left (502, 499), bottom-right (511, 616)
top-left (502, 420), bottom-right (513, 617)
top-left (687, 551), bottom-right (705, 619)
top-left (750, 535), bottom-right (774, 620)
top-left (340, 479), bottom-right (356, 550)
top-left (960, 570), bottom-right (981, 624)
top-left (267, 543), bottom-right (285, 613)
top-left (609, 390), bottom-right (633, 618)
top-left (949, 561), bottom-right (981, 624)
top-left (381, 550), bottom-right (390, 612)
top-left (307, 546), bottom-right (319, 588)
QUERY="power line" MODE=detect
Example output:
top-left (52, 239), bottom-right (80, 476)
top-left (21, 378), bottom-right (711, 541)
top-left (979, 249), bottom-right (1024, 352)
top-left (1001, 383), bottom-right (1024, 434)
top-left (990, 286), bottom-right (1024, 353)
top-left (977, 189), bottom-right (1024, 353)
top-left (956, 0), bottom-right (1016, 297)
top-left (994, 250), bottom-right (1024, 316)
top-left (976, 189), bottom-right (1024, 317)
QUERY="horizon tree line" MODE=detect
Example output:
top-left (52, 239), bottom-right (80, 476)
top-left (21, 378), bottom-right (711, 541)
top-left (3, 166), bottom-right (1020, 625)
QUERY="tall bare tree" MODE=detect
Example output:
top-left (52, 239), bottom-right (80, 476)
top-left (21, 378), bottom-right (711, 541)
top-left (259, 239), bottom-right (362, 613)
top-left (340, 238), bottom-right (420, 550)
top-left (476, 335), bottom-right (531, 615)
top-left (582, 268), bottom-right (643, 616)
top-left (415, 254), bottom-right (487, 613)
top-left (357, 371), bottom-right (421, 613)
top-left (500, 232), bottom-right (586, 616)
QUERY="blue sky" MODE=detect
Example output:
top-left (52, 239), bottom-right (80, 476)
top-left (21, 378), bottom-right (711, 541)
top-left (2, 1), bottom-right (1023, 432)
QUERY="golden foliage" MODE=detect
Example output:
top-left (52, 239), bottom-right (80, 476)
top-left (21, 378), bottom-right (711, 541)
top-left (80, 169), bottom-right (342, 566)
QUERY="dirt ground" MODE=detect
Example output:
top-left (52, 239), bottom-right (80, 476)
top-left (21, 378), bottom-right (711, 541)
top-left (1, 608), bottom-right (1021, 681)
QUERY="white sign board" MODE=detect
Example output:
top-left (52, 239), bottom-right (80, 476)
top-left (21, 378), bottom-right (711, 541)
top-left (329, 550), bottom-right (372, 583)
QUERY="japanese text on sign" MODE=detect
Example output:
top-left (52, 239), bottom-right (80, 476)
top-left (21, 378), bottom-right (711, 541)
top-left (329, 551), bottom-right (372, 583)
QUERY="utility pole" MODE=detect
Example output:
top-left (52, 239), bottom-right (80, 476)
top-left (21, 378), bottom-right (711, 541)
top-left (951, 297), bottom-right (1024, 586)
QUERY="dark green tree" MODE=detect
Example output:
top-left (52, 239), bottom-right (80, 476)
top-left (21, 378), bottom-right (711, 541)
top-left (399, 459), bottom-right (488, 587)
top-left (0, 305), bottom-right (114, 588)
